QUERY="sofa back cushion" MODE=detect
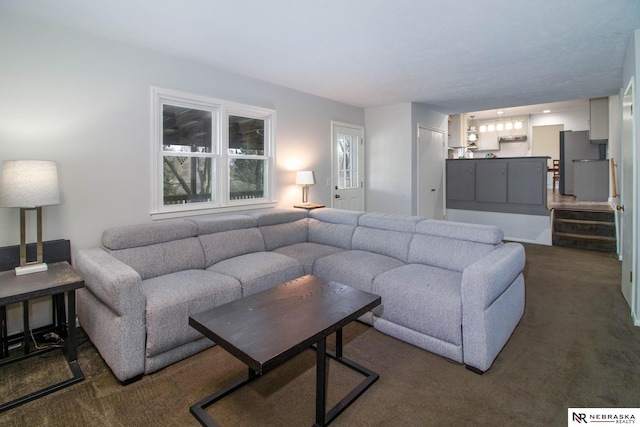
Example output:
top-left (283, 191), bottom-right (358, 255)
top-left (260, 219), bottom-right (309, 251)
top-left (352, 227), bottom-right (413, 262)
top-left (102, 220), bottom-right (197, 250)
top-left (408, 235), bottom-right (498, 272)
top-left (409, 220), bottom-right (503, 272)
top-left (187, 214), bottom-right (257, 236)
top-left (199, 228), bottom-right (265, 267)
top-left (309, 208), bottom-right (364, 226)
top-left (416, 219), bottom-right (503, 244)
top-left (249, 208), bottom-right (308, 226)
top-left (110, 237), bottom-right (206, 280)
top-left (307, 218), bottom-right (354, 249)
top-left (358, 212), bottom-right (424, 233)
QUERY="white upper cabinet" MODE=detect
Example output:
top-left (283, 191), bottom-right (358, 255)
top-left (448, 114), bottom-right (468, 148)
top-left (478, 129), bottom-right (499, 150)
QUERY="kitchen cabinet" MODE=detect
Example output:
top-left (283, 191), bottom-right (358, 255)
top-left (476, 161), bottom-right (507, 203)
top-left (507, 160), bottom-right (545, 205)
top-left (446, 161), bottom-right (475, 201)
top-left (446, 157), bottom-right (550, 216)
top-left (477, 129), bottom-right (499, 150)
top-left (448, 114), bottom-right (468, 148)
top-left (573, 160), bottom-right (609, 201)
top-left (589, 97), bottom-right (609, 141)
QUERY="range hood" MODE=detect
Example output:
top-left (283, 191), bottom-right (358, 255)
top-left (499, 135), bottom-right (527, 143)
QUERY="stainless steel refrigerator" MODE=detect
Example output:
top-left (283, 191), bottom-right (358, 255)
top-left (559, 130), bottom-right (601, 195)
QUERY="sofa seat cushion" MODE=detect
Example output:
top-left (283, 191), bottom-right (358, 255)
top-left (141, 270), bottom-right (242, 358)
top-left (208, 252), bottom-right (304, 296)
top-left (272, 242), bottom-right (344, 275)
top-left (312, 249), bottom-right (404, 294)
top-left (372, 264), bottom-right (463, 346)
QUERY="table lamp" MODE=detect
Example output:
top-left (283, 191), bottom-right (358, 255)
top-left (295, 171), bottom-right (315, 204)
top-left (0, 160), bottom-right (61, 275)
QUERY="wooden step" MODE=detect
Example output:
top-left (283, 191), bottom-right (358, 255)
top-left (552, 231), bottom-right (617, 252)
top-left (553, 209), bottom-right (614, 222)
top-left (553, 218), bottom-right (616, 237)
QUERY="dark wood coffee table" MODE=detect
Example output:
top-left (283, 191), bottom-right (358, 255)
top-left (188, 274), bottom-right (381, 427)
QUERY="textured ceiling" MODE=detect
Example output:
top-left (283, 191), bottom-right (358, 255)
top-left (2, 0), bottom-right (639, 113)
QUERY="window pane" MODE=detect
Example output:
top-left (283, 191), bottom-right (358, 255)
top-left (163, 105), bottom-right (212, 153)
top-left (337, 133), bottom-right (358, 189)
top-left (163, 156), bottom-right (213, 205)
top-left (229, 158), bottom-right (266, 200)
top-left (229, 115), bottom-right (264, 155)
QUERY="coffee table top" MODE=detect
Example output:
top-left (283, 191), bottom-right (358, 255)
top-left (189, 275), bottom-right (381, 374)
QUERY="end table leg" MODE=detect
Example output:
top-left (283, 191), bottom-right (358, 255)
top-left (22, 301), bottom-right (29, 355)
top-left (335, 328), bottom-right (343, 359)
top-left (66, 290), bottom-right (77, 361)
top-left (315, 337), bottom-right (327, 426)
top-left (1, 306), bottom-right (8, 358)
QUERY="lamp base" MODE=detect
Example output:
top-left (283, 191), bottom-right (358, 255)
top-left (15, 263), bottom-right (48, 276)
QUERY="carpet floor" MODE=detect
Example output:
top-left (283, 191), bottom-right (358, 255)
top-left (1, 243), bottom-right (639, 426)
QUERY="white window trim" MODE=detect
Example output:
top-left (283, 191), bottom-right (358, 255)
top-left (151, 87), bottom-right (277, 219)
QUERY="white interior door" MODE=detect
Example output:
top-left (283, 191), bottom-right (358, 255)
top-left (418, 127), bottom-right (445, 219)
top-left (620, 80), bottom-right (636, 316)
top-left (332, 122), bottom-right (365, 210)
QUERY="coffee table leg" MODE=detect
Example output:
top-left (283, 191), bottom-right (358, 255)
top-left (315, 337), bottom-right (328, 426)
top-left (335, 328), bottom-right (343, 358)
top-left (190, 367), bottom-right (258, 427)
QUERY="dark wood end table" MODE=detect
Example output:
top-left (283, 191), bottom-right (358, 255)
top-left (294, 203), bottom-right (326, 210)
top-left (189, 274), bottom-right (381, 427)
top-left (0, 261), bottom-right (85, 412)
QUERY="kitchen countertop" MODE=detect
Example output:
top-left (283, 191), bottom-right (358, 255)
top-left (447, 156), bottom-right (551, 160)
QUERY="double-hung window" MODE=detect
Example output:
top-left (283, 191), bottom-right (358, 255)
top-left (152, 87), bottom-right (276, 217)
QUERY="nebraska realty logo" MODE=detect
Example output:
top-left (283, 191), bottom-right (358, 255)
top-left (569, 408), bottom-right (639, 424)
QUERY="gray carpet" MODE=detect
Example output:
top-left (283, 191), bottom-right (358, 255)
top-left (1, 243), bottom-right (638, 426)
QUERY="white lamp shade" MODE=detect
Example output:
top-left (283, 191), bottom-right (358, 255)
top-left (295, 170), bottom-right (315, 186)
top-left (0, 160), bottom-right (61, 208)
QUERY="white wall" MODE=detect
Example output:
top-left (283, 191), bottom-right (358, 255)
top-left (363, 103), bottom-right (447, 215)
top-left (364, 103), bottom-right (413, 213)
top-left (529, 106), bottom-right (590, 131)
top-left (0, 13), bottom-right (364, 253)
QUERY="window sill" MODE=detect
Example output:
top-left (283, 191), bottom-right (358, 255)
top-left (150, 202), bottom-right (278, 220)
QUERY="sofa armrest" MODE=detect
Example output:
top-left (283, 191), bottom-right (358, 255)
top-left (75, 247), bottom-right (145, 317)
top-left (461, 242), bottom-right (526, 372)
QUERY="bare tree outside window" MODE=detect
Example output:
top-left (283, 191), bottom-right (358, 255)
top-left (162, 105), bottom-right (214, 205)
top-left (228, 115), bottom-right (267, 200)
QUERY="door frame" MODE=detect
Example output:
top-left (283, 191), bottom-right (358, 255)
top-left (330, 121), bottom-right (365, 210)
top-left (620, 78), bottom-right (638, 324)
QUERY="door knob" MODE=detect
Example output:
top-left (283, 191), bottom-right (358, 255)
top-left (617, 205), bottom-right (625, 211)
top-left (335, 194), bottom-right (341, 199)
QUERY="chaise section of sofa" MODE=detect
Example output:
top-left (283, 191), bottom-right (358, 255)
top-left (75, 207), bottom-right (526, 382)
top-left (371, 219), bottom-right (524, 372)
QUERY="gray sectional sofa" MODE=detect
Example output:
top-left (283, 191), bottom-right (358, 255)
top-left (75, 208), bottom-right (526, 383)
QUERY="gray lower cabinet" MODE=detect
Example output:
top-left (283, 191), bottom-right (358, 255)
top-left (507, 160), bottom-right (545, 205)
top-left (446, 157), bottom-right (549, 216)
top-left (446, 161), bottom-right (475, 201)
top-left (476, 161), bottom-right (507, 203)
